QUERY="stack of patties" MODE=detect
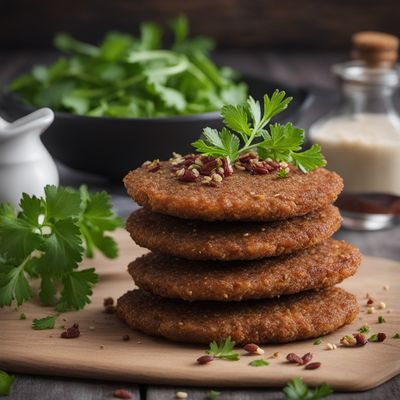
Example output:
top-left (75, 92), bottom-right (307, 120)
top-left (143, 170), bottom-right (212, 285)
top-left (117, 159), bottom-right (361, 344)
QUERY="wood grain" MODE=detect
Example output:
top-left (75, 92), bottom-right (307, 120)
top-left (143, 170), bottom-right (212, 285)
top-left (1, 229), bottom-right (399, 391)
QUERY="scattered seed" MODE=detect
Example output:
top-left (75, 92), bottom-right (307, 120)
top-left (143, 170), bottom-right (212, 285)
top-left (176, 391), bottom-right (188, 399)
top-left (353, 333), bottom-right (368, 346)
top-left (382, 285), bottom-right (390, 291)
top-left (326, 343), bottom-right (337, 350)
top-left (100, 344), bottom-right (104, 349)
top-left (378, 316), bottom-right (386, 324)
top-left (367, 298), bottom-right (374, 305)
top-left (302, 352), bottom-right (313, 364)
top-left (122, 334), bottom-right (130, 341)
top-left (377, 333), bottom-right (387, 342)
top-left (358, 325), bottom-right (369, 333)
top-left (113, 388), bottom-right (134, 399)
top-left (197, 355), bottom-right (214, 365)
top-left (378, 302), bottom-right (386, 310)
top-left (61, 323), bottom-right (80, 339)
top-left (286, 353), bottom-right (304, 365)
top-left (367, 307), bottom-right (375, 314)
top-left (244, 343), bottom-right (264, 355)
top-left (305, 362), bottom-right (321, 370)
top-left (340, 335), bottom-right (357, 347)
top-left (243, 232), bottom-right (250, 237)
top-left (89, 325), bottom-right (95, 331)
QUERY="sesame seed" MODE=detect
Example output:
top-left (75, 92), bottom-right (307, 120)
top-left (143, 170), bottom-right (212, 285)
top-left (176, 392), bottom-right (188, 399)
top-left (326, 343), bottom-right (337, 350)
top-left (378, 302), bottom-right (386, 310)
top-left (367, 306), bottom-right (375, 314)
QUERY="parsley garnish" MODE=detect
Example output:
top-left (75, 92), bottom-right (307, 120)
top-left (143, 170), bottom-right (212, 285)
top-left (19, 312), bottom-right (26, 320)
top-left (313, 337), bottom-right (322, 345)
top-left (0, 185), bottom-right (123, 311)
top-left (206, 337), bottom-right (240, 361)
top-left (0, 370), bottom-right (15, 396)
top-left (32, 315), bottom-right (57, 330)
top-left (204, 390), bottom-right (221, 400)
top-left (249, 359), bottom-right (269, 367)
top-left (283, 377), bottom-right (333, 399)
top-left (278, 169), bottom-right (288, 179)
top-left (358, 326), bottom-right (369, 333)
top-left (378, 316), bottom-right (386, 324)
top-left (393, 333), bottom-right (400, 339)
top-left (192, 91), bottom-right (326, 172)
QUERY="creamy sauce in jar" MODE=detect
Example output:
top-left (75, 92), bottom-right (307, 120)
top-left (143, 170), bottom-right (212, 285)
top-left (310, 113), bottom-right (400, 196)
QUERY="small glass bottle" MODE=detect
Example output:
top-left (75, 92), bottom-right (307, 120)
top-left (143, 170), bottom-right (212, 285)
top-left (309, 31), bottom-right (400, 230)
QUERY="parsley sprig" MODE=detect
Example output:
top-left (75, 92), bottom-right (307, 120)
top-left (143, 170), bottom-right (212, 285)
top-left (192, 90), bottom-right (326, 172)
top-left (0, 185), bottom-right (123, 311)
top-left (283, 377), bottom-right (333, 399)
top-left (206, 337), bottom-right (240, 361)
top-left (32, 315), bottom-right (57, 330)
top-left (0, 370), bottom-right (15, 396)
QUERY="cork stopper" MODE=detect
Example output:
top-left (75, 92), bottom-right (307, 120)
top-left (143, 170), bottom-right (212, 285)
top-left (352, 31), bottom-right (399, 67)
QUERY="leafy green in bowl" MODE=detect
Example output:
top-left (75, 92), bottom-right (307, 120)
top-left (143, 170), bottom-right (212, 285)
top-left (9, 17), bottom-right (247, 118)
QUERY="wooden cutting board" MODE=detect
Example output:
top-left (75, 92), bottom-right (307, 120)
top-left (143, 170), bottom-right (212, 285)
top-left (1, 229), bottom-right (399, 391)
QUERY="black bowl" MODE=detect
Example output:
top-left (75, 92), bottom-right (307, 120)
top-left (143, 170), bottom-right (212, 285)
top-left (0, 75), bottom-right (309, 181)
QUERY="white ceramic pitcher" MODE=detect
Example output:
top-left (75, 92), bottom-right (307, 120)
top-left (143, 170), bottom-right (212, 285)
top-left (0, 108), bottom-right (59, 207)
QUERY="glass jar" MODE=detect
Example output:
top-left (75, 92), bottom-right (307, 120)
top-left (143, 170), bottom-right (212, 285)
top-left (309, 61), bottom-right (400, 230)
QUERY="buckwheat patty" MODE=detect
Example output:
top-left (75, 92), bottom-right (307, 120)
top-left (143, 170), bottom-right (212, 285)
top-left (128, 240), bottom-right (361, 301)
top-left (117, 287), bottom-right (359, 344)
top-left (126, 205), bottom-right (341, 260)
top-left (123, 162), bottom-right (343, 221)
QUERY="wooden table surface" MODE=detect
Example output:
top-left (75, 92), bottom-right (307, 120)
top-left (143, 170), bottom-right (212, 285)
top-left (1, 50), bottom-right (399, 399)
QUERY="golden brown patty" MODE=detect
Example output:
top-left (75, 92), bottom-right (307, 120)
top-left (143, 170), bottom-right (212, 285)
top-left (126, 205), bottom-right (341, 260)
top-left (117, 287), bottom-right (359, 344)
top-left (124, 163), bottom-right (343, 221)
top-left (128, 240), bottom-right (361, 301)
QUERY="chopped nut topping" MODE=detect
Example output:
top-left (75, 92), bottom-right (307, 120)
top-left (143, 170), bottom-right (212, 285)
top-left (61, 323), bottom-right (80, 339)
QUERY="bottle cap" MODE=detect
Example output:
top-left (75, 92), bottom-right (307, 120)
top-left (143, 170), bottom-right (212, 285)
top-left (352, 31), bottom-right (399, 67)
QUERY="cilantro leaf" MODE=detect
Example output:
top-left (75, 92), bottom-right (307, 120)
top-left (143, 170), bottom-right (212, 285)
top-left (283, 377), bottom-right (333, 400)
top-left (0, 370), bottom-right (15, 396)
top-left (290, 144), bottom-right (326, 173)
top-left (56, 268), bottom-right (99, 311)
top-left (192, 127), bottom-right (239, 162)
top-left (0, 185), bottom-right (121, 310)
top-left (192, 90), bottom-right (325, 173)
top-left (206, 337), bottom-right (240, 361)
top-left (0, 260), bottom-right (32, 307)
top-left (44, 185), bottom-right (81, 220)
top-left (249, 359), bottom-right (269, 367)
top-left (32, 315), bottom-right (57, 330)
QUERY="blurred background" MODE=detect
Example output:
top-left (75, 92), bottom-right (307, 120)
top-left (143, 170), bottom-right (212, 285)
top-left (1, 0), bottom-right (400, 252)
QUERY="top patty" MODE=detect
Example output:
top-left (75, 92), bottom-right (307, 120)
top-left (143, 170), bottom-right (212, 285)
top-left (124, 162), bottom-right (343, 221)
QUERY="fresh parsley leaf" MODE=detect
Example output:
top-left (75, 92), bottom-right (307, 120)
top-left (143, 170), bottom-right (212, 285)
top-left (313, 337), bottom-right (322, 345)
top-left (19, 312), bottom-right (27, 320)
top-left (32, 315), bottom-right (57, 330)
top-left (290, 144), bottom-right (326, 173)
top-left (206, 337), bottom-right (240, 361)
top-left (10, 19), bottom-right (246, 117)
top-left (0, 185), bottom-right (121, 311)
top-left (204, 390), bottom-right (221, 400)
top-left (56, 268), bottom-right (99, 311)
top-left (378, 316), bottom-right (386, 323)
top-left (192, 91), bottom-right (325, 173)
top-left (0, 370), bottom-right (15, 396)
top-left (0, 261), bottom-right (32, 307)
top-left (283, 377), bottom-right (333, 400)
top-left (277, 169), bottom-right (288, 179)
top-left (249, 359), bottom-right (269, 367)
